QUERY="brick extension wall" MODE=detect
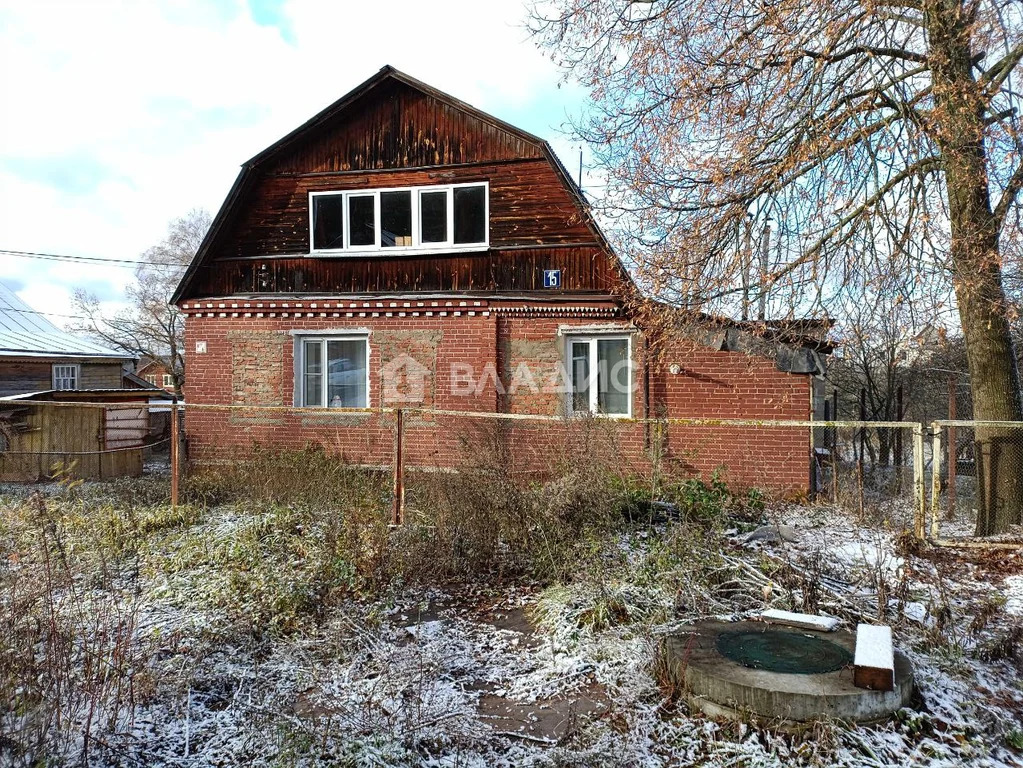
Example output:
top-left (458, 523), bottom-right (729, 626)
top-left (182, 307), bottom-right (812, 495)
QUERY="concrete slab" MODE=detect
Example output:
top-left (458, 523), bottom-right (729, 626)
top-left (760, 609), bottom-right (840, 632)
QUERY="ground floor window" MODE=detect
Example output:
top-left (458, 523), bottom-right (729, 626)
top-left (567, 336), bottom-right (631, 416)
top-left (52, 364), bottom-right (79, 390)
top-left (298, 336), bottom-right (369, 408)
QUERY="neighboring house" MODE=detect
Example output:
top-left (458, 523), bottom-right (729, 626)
top-left (0, 282), bottom-right (175, 480)
top-left (0, 281), bottom-right (134, 396)
top-left (136, 358), bottom-right (179, 394)
top-left (172, 67), bottom-right (828, 494)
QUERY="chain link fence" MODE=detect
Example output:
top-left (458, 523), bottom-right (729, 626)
top-left (8, 399), bottom-right (1023, 545)
top-left (929, 420), bottom-right (1023, 543)
top-left (812, 422), bottom-right (923, 521)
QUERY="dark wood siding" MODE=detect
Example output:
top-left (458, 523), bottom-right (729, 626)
top-left (209, 160), bottom-right (594, 260)
top-left (0, 361), bottom-right (124, 397)
top-left (266, 79), bottom-right (544, 173)
top-left (190, 246), bottom-right (618, 296)
top-left (180, 74), bottom-right (629, 300)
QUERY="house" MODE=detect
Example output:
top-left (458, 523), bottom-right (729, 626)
top-left (172, 67), bottom-right (827, 494)
top-left (0, 281), bottom-right (134, 396)
top-left (136, 357), bottom-right (179, 394)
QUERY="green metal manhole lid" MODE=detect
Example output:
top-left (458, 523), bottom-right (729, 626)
top-left (715, 630), bottom-right (853, 674)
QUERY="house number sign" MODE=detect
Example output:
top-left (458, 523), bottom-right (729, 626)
top-left (543, 269), bottom-right (562, 288)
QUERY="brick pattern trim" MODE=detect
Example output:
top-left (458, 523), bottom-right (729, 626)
top-left (180, 298), bottom-right (620, 321)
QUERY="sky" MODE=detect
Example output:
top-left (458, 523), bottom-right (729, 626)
top-left (0, 0), bottom-right (592, 328)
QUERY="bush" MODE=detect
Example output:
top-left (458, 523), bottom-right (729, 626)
top-left (662, 470), bottom-right (765, 528)
top-left (170, 437), bottom-right (764, 625)
top-left (183, 444), bottom-right (388, 511)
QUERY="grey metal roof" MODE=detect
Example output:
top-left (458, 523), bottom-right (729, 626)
top-left (0, 281), bottom-right (133, 359)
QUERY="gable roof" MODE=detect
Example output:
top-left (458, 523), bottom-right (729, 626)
top-left (172, 65), bottom-right (622, 304)
top-left (0, 282), bottom-right (133, 360)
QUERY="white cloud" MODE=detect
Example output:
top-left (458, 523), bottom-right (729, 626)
top-left (0, 0), bottom-right (589, 328)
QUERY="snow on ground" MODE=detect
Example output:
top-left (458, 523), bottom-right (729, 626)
top-left (1006, 574), bottom-right (1023, 617)
top-left (2, 481), bottom-right (1023, 767)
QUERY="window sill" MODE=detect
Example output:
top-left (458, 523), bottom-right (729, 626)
top-left (568, 410), bottom-right (633, 421)
top-left (307, 244), bottom-right (489, 259)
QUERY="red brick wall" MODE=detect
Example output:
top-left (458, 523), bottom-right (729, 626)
top-left (183, 311), bottom-right (812, 494)
top-left (648, 337), bottom-right (811, 493)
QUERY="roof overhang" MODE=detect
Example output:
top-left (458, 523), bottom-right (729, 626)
top-left (0, 351), bottom-right (133, 361)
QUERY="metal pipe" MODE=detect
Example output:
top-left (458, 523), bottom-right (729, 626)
top-left (758, 222), bottom-right (770, 321)
top-left (170, 396), bottom-right (179, 510)
top-left (392, 408), bottom-right (405, 526)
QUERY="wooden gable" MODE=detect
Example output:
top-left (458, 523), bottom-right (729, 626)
top-left (174, 67), bottom-right (630, 302)
top-left (260, 77), bottom-right (545, 174)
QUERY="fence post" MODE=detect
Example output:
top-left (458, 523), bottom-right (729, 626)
top-left (170, 396), bottom-right (179, 510)
top-left (392, 408), bottom-right (405, 526)
top-left (930, 424), bottom-right (943, 540)
top-left (857, 389), bottom-right (866, 517)
top-left (895, 385), bottom-right (904, 492)
top-left (947, 377), bottom-right (957, 520)
top-left (831, 394), bottom-right (839, 503)
top-left (913, 422), bottom-right (925, 539)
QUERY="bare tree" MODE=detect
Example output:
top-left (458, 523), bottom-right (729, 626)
top-left (531, 0), bottom-right (1023, 534)
top-left (73, 209), bottom-right (211, 398)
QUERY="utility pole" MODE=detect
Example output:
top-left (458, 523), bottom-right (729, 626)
top-left (758, 221), bottom-right (771, 321)
top-left (741, 216), bottom-right (752, 321)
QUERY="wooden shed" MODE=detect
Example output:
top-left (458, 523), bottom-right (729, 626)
top-left (0, 390), bottom-right (171, 482)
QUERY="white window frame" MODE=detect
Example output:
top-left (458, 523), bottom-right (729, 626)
top-left (294, 333), bottom-right (371, 408)
top-left (162, 374), bottom-right (174, 387)
top-left (52, 363), bottom-right (80, 391)
top-left (565, 335), bottom-right (633, 419)
top-left (308, 181), bottom-right (489, 256)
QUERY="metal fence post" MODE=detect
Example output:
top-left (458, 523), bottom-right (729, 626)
top-left (947, 379), bottom-right (957, 520)
top-left (930, 423), bottom-right (943, 539)
top-left (392, 408), bottom-right (405, 526)
top-left (170, 397), bottom-right (179, 509)
top-left (913, 422), bottom-right (925, 539)
top-left (895, 385), bottom-right (904, 493)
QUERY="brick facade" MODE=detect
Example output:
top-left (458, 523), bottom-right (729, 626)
top-left (182, 300), bottom-right (812, 495)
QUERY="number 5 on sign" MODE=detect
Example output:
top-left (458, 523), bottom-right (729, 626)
top-left (543, 269), bottom-right (561, 288)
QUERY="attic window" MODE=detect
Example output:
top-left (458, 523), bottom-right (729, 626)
top-left (309, 182), bottom-right (488, 254)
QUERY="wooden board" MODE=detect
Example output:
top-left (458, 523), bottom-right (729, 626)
top-left (853, 624), bottom-right (895, 691)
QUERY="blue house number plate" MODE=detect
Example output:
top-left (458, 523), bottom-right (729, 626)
top-left (543, 269), bottom-right (562, 288)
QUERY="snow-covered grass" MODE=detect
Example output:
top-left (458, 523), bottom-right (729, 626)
top-left (1, 470), bottom-right (1022, 767)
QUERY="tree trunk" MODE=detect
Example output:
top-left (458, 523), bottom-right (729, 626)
top-left (954, 274), bottom-right (1023, 535)
top-left (931, 3), bottom-right (1023, 535)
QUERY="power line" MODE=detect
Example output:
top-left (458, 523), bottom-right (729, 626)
top-left (0, 305), bottom-right (88, 321)
top-left (0, 248), bottom-right (187, 270)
